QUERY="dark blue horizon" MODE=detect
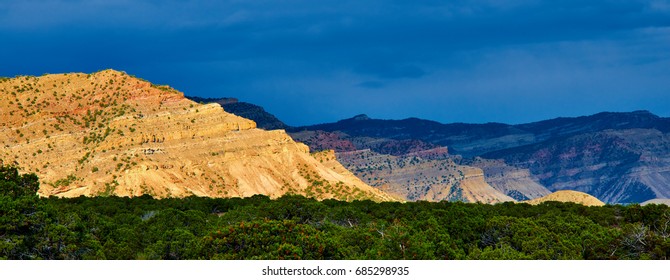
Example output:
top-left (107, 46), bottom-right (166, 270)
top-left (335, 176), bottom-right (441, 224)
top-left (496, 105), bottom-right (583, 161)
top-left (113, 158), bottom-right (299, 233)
top-left (1, 1), bottom-right (669, 126)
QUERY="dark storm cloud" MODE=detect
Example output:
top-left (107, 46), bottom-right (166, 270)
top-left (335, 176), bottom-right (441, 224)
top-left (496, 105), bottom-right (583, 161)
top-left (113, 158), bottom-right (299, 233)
top-left (1, 0), bottom-right (669, 125)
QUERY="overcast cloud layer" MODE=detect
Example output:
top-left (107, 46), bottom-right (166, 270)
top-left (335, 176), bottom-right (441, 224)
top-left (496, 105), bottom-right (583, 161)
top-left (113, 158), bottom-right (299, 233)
top-left (1, 0), bottom-right (669, 125)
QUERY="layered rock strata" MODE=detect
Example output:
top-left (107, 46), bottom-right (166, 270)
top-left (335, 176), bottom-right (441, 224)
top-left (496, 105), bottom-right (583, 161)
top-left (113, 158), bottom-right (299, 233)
top-left (0, 70), bottom-right (395, 201)
top-left (336, 149), bottom-right (513, 203)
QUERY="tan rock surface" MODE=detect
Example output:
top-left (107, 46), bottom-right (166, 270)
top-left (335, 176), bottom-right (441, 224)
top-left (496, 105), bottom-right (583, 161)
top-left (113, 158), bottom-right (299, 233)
top-left (523, 190), bottom-right (605, 206)
top-left (641, 199), bottom-right (670, 206)
top-left (0, 70), bottom-right (395, 201)
top-left (336, 149), bottom-right (514, 203)
top-left (468, 157), bottom-right (551, 201)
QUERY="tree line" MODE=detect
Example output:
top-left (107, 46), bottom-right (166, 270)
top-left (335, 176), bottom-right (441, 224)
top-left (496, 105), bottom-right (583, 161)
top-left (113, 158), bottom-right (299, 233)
top-left (1, 164), bottom-right (669, 259)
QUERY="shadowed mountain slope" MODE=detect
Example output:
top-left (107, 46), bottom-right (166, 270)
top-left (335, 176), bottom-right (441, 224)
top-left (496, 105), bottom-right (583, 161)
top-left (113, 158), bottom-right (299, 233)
top-left (290, 112), bottom-right (670, 204)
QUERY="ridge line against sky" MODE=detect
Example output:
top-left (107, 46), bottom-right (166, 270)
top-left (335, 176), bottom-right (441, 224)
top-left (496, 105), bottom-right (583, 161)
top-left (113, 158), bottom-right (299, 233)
top-left (1, 0), bottom-right (669, 126)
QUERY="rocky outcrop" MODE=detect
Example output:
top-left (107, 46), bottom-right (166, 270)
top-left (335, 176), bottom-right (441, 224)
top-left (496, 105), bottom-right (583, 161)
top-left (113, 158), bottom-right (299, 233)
top-left (0, 70), bottom-right (395, 201)
top-left (523, 190), bottom-right (605, 206)
top-left (335, 149), bottom-right (513, 203)
top-left (466, 157), bottom-right (551, 201)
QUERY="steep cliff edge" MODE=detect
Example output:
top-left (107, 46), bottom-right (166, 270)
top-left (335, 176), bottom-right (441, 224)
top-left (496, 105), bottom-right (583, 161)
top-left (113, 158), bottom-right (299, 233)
top-left (0, 70), bottom-right (395, 201)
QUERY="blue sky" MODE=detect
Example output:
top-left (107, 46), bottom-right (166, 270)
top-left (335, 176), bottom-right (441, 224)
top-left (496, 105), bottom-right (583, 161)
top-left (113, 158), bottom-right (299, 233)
top-left (1, 0), bottom-right (669, 126)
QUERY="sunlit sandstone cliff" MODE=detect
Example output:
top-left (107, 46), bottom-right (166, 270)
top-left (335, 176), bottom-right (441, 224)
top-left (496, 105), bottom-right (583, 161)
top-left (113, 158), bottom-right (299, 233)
top-left (0, 70), bottom-right (395, 201)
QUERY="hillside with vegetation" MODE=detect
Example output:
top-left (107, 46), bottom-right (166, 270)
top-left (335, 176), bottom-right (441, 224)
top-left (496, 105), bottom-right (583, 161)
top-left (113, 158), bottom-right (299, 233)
top-left (0, 71), bottom-right (393, 202)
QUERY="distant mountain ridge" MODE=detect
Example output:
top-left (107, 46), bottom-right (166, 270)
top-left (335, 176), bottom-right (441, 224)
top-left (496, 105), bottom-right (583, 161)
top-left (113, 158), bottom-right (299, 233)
top-left (185, 95), bottom-right (669, 204)
top-left (292, 110), bottom-right (670, 157)
top-left (290, 111), bottom-right (670, 204)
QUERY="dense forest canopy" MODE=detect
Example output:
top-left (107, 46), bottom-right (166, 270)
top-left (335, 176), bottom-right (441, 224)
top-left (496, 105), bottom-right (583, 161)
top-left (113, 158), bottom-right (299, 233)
top-left (1, 164), bottom-right (669, 260)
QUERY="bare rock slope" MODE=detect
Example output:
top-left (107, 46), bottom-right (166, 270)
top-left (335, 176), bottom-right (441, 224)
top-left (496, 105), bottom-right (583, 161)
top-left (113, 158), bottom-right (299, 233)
top-left (484, 128), bottom-right (670, 204)
top-left (641, 199), bottom-right (670, 206)
top-left (335, 149), bottom-right (513, 203)
top-left (0, 70), bottom-right (395, 201)
top-left (466, 157), bottom-right (551, 201)
top-left (524, 190), bottom-right (605, 206)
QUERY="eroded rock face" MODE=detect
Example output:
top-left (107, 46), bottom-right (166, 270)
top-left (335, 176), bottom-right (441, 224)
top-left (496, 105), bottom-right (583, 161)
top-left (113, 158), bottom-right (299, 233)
top-left (288, 126), bottom-right (516, 203)
top-left (484, 129), bottom-right (670, 204)
top-left (0, 70), bottom-right (395, 201)
top-left (335, 149), bottom-right (513, 203)
top-left (466, 157), bottom-right (551, 201)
